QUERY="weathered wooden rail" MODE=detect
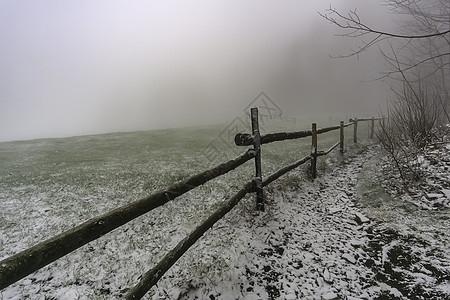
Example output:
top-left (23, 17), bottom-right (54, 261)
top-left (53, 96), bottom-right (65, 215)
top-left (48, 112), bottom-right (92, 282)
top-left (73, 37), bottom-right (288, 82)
top-left (0, 108), bottom-right (381, 299)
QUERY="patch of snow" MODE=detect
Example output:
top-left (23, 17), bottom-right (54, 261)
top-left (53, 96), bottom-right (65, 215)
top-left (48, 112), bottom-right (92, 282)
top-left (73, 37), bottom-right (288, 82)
top-left (342, 253), bottom-right (357, 264)
top-left (426, 193), bottom-right (443, 199)
top-left (354, 212), bottom-right (370, 224)
top-left (321, 291), bottom-right (338, 300)
top-left (442, 188), bottom-right (450, 199)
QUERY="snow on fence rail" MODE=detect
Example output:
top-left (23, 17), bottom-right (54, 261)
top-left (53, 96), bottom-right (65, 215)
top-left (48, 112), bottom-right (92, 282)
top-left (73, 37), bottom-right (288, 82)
top-left (0, 108), bottom-right (382, 299)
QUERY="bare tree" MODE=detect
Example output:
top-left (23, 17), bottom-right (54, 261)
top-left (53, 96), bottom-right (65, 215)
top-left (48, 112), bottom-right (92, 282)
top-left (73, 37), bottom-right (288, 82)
top-left (321, 1), bottom-right (449, 188)
top-left (319, 0), bottom-right (449, 69)
top-left (319, 0), bottom-right (449, 120)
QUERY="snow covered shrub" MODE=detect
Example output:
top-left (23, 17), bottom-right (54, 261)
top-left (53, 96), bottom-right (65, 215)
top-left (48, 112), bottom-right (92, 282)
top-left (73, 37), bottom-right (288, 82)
top-left (376, 79), bottom-right (443, 187)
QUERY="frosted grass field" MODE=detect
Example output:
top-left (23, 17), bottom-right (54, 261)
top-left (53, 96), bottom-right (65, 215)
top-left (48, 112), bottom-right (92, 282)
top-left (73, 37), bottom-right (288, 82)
top-left (0, 116), bottom-right (365, 299)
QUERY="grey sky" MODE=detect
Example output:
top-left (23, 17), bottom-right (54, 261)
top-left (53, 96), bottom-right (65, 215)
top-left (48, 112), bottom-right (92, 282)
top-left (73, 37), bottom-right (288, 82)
top-left (0, 0), bottom-right (394, 141)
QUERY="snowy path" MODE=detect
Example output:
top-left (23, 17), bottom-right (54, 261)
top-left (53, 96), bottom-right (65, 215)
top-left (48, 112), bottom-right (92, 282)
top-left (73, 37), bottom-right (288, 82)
top-left (228, 150), bottom-right (377, 300)
top-left (168, 145), bottom-right (450, 300)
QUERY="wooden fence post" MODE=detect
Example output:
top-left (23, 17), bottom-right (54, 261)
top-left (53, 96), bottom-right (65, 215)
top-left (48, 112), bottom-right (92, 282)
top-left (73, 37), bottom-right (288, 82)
top-left (370, 117), bottom-right (375, 138)
top-left (340, 121), bottom-right (344, 154)
top-left (353, 117), bottom-right (358, 144)
top-left (251, 108), bottom-right (264, 211)
top-left (311, 123), bottom-right (317, 179)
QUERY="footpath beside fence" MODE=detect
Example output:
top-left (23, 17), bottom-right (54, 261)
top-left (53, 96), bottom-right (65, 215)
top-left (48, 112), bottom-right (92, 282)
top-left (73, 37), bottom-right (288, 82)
top-left (0, 108), bottom-right (382, 299)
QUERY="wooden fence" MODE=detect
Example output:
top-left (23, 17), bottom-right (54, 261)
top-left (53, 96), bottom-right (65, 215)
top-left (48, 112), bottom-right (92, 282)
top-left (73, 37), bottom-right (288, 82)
top-left (0, 108), bottom-right (382, 299)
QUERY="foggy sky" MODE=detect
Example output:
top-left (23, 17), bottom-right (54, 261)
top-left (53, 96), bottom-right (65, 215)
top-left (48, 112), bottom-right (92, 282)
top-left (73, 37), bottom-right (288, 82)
top-left (0, 0), bottom-right (395, 142)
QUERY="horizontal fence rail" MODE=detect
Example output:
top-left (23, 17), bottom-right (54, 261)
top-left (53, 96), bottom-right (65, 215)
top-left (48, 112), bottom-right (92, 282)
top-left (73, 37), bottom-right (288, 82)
top-left (262, 154), bottom-right (312, 187)
top-left (234, 123), bottom-right (353, 146)
top-left (318, 141), bottom-right (341, 157)
top-left (0, 108), bottom-right (382, 299)
top-left (350, 117), bottom-right (383, 122)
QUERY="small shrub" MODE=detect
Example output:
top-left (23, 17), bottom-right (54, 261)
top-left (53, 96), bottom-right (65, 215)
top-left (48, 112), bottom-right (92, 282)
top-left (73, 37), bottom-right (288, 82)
top-left (376, 78), bottom-right (444, 187)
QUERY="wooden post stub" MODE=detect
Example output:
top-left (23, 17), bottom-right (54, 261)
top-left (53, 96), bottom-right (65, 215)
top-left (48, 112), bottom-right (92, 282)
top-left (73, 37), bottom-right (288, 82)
top-left (251, 107), bottom-right (264, 211)
top-left (340, 121), bottom-right (344, 154)
top-left (353, 117), bottom-right (358, 144)
top-left (370, 117), bottom-right (375, 138)
top-left (311, 123), bottom-right (318, 179)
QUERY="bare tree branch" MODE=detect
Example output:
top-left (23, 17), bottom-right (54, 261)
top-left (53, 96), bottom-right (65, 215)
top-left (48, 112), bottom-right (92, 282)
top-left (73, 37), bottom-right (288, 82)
top-left (319, 6), bottom-right (450, 40)
top-left (319, 3), bottom-right (450, 64)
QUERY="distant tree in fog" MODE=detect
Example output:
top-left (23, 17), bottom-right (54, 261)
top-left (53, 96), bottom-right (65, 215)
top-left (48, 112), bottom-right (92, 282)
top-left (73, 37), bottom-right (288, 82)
top-left (320, 0), bottom-right (449, 120)
top-left (321, 0), bottom-right (450, 186)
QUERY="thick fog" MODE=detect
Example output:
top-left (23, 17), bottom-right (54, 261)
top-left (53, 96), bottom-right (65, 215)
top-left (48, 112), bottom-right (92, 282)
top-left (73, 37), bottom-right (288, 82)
top-left (0, 0), bottom-right (395, 142)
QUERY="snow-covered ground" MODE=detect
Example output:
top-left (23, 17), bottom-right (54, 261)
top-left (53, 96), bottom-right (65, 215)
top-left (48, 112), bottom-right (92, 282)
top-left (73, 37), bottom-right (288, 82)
top-left (150, 143), bottom-right (450, 300)
top-left (377, 127), bottom-right (450, 210)
top-left (1, 129), bottom-right (449, 299)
